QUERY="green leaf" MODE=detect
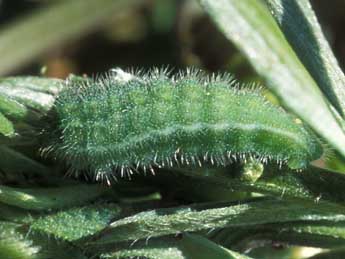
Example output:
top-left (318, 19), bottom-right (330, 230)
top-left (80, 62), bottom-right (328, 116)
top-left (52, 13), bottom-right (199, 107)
top-left (0, 221), bottom-right (87, 259)
top-left (89, 198), bottom-right (345, 245)
top-left (309, 247), bottom-right (345, 259)
top-left (0, 77), bottom-right (62, 147)
top-left (206, 222), bottom-right (345, 251)
top-left (30, 232), bottom-right (87, 259)
top-left (0, 77), bottom-right (61, 114)
top-left (0, 112), bottom-right (15, 137)
top-left (0, 95), bottom-right (28, 121)
top-left (0, 203), bottom-right (33, 224)
top-left (281, 222), bottom-right (345, 248)
top-left (101, 241), bottom-right (184, 259)
top-left (0, 145), bottom-right (48, 175)
top-left (198, 0), bottom-right (345, 158)
top-left (171, 166), bottom-right (314, 201)
top-left (0, 184), bottom-right (106, 211)
top-left (180, 234), bottom-right (252, 259)
top-left (31, 204), bottom-right (121, 241)
top-left (0, 222), bottom-right (39, 259)
top-left (265, 0), bottom-right (345, 117)
top-left (100, 234), bottom-right (251, 259)
top-left (0, 0), bottom-right (144, 75)
top-left (165, 165), bottom-right (345, 203)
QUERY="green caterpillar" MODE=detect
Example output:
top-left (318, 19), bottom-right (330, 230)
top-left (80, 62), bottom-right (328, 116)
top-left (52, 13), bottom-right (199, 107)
top-left (45, 68), bottom-right (323, 181)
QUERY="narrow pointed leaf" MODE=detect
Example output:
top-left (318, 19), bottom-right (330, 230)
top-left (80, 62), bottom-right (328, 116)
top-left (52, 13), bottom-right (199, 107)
top-left (0, 146), bottom-right (48, 175)
top-left (100, 234), bottom-right (251, 259)
top-left (265, 0), bottom-right (345, 117)
top-left (31, 204), bottom-right (121, 241)
top-left (0, 184), bottom-right (106, 210)
top-left (0, 222), bottom-right (39, 259)
top-left (198, 0), bottom-right (345, 158)
top-left (0, 112), bottom-right (15, 137)
top-left (181, 234), bottom-right (253, 259)
top-left (90, 198), bottom-right (345, 244)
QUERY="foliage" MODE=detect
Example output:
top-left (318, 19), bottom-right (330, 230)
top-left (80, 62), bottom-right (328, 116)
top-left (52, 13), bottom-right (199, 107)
top-left (1, 0), bottom-right (345, 258)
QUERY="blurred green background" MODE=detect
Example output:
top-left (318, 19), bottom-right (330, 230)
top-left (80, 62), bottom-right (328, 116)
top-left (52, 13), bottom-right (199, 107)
top-left (0, 0), bottom-right (343, 81)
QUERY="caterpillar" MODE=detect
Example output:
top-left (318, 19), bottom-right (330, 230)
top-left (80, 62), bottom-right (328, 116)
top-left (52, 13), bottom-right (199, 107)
top-left (44, 68), bottom-right (323, 181)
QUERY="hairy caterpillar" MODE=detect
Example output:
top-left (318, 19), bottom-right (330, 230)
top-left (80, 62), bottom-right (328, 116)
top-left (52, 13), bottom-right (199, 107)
top-left (45, 68), bottom-right (323, 181)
